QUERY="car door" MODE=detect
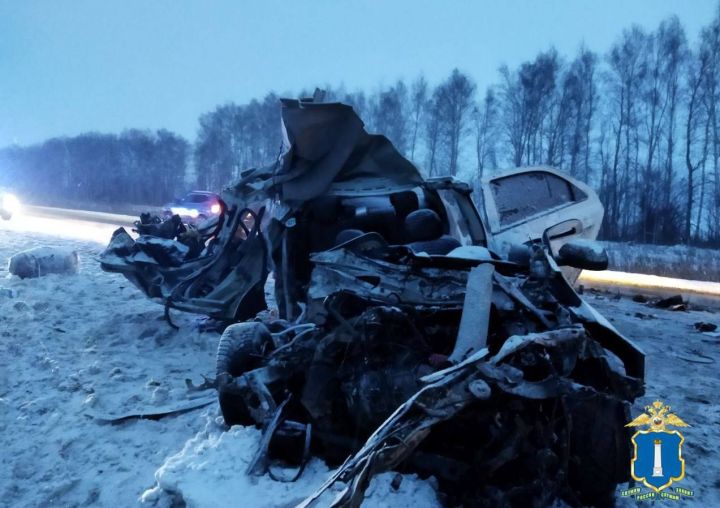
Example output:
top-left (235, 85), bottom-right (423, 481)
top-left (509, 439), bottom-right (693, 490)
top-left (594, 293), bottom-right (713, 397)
top-left (479, 166), bottom-right (604, 259)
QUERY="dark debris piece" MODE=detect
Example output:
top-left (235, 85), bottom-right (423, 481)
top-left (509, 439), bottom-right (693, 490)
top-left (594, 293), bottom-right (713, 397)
top-left (634, 312), bottom-right (656, 320)
top-left (653, 294), bottom-right (684, 309)
top-left (135, 236), bottom-right (190, 267)
top-left (694, 322), bottom-right (718, 332)
top-left (134, 214), bottom-right (185, 239)
top-left (675, 350), bottom-right (715, 364)
top-left (390, 473), bottom-right (403, 491)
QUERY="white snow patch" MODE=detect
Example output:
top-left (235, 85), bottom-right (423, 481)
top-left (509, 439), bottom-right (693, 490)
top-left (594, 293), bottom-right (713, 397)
top-left (142, 414), bottom-right (441, 508)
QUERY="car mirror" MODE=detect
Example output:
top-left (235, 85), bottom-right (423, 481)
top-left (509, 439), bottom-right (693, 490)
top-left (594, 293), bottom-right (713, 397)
top-left (556, 240), bottom-right (608, 271)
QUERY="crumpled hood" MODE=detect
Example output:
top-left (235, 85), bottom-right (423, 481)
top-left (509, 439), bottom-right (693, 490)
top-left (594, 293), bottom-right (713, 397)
top-left (274, 99), bottom-right (424, 203)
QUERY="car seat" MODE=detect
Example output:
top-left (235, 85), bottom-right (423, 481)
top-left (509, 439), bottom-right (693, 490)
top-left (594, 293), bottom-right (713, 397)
top-left (404, 209), bottom-right (461, 255)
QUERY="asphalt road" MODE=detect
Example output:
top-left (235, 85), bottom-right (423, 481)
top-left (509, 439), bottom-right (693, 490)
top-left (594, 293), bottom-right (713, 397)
top-left (4, 205), bottom-right (720, 306)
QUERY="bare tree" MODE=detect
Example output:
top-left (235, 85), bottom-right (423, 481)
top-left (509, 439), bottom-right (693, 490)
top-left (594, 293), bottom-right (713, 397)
top-left (434, 69), bottom-right (476, 176)
top-left (424, 89), bottom-right (443, 177)
top-left (655, 17), bottom-right (687, 242)
top-left (370, 80), bottom-right (409, 154)
top-left (562, 47), bottom-right (597, 182)
top-left (473, 88), bottom-right (498, 181)
top-left (579, 48), bottom-right (598, 184)
top-left (499, 50), bottom-right (559, 167)
top-left (605, 26), bottom-right (647, 239)
top-left (685, 42), bottom-right (711, 241)
top-left (699, 7), bottom-right (720, 242)
top-left (637, 28), bottom-right (667, 242)
top-left (409, 75), bottom-right (428, 161)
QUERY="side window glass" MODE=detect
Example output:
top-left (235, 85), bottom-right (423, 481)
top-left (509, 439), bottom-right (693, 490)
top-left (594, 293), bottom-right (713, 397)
top-left (491, 171), bottom-right (579, 226)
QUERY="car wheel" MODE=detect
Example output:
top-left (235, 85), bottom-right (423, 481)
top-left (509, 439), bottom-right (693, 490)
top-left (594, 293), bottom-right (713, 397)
top-left (216, 322), bottom-right (273, 426)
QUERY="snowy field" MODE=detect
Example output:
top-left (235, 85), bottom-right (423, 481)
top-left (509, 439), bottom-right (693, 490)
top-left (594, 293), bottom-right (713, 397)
top-left (1, 225), bottom-right (718, 507)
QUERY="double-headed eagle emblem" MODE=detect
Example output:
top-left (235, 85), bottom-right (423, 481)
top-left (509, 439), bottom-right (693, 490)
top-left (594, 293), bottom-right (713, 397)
top-left (624, 400), bottom-right (691, 496)
top-left (626, 400), bottom-right (690, 431)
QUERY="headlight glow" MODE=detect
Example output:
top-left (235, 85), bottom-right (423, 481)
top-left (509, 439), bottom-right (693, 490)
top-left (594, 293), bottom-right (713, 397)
top-left (2, 193), bottom-right (20, 214)
top-left (169, 206), bottom-right (200, 219)
top-left (210, 203), bottom-right (221, 214)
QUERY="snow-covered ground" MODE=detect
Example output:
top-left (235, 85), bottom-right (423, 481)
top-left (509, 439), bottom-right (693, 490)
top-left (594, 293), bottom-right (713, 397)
top-left (0, 228), bottom-right (220, 507)
top-left (590, 291), bottom-right (720, 507)
top-left (1, 226), bottom-right (718, 507)
top-left (0, 227), bottom-right (438, 507)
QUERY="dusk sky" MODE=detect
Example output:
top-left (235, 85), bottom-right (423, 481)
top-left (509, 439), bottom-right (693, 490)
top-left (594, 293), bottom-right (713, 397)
top-left (0, 0), bottom-right (716, 147)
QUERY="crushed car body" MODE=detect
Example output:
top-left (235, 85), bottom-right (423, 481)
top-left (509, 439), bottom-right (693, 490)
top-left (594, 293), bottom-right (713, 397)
top-left (101, 97), bottom-right (645, 507)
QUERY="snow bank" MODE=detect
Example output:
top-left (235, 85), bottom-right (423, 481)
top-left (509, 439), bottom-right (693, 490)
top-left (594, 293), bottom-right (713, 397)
top-left (602, 241), bottom-right (720, 282)
top-left (142, 413), bottom-right (441, 508)
top-left (579, 270), bottom-right (720, 297)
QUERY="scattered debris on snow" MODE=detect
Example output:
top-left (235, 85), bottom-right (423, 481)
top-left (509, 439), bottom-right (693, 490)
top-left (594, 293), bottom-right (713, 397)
top-left (3, 225), bottom-right (719, 506)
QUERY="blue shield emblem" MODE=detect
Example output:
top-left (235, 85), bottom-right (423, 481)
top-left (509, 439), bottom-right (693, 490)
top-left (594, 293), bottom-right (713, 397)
top-left (631, 430), bottom-right (685, 492)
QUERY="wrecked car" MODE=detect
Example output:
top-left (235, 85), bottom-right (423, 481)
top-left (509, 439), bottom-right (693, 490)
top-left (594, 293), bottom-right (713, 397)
top-left (101, 98), bottom-right (644, 507)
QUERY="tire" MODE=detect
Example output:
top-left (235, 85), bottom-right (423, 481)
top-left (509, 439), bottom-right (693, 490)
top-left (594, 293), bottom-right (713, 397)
top-left (216, 322), bottom-right (273, 426)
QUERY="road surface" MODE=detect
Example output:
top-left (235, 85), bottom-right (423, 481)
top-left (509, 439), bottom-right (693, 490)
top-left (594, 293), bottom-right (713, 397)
top-left (0, 205), bottom-right (135, 245)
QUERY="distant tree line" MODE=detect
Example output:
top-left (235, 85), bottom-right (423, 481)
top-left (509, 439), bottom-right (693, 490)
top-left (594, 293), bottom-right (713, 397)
top-left (3, 7), bottom-right (720, 246)
top-left (0, 129), bottom-right (189, 206)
